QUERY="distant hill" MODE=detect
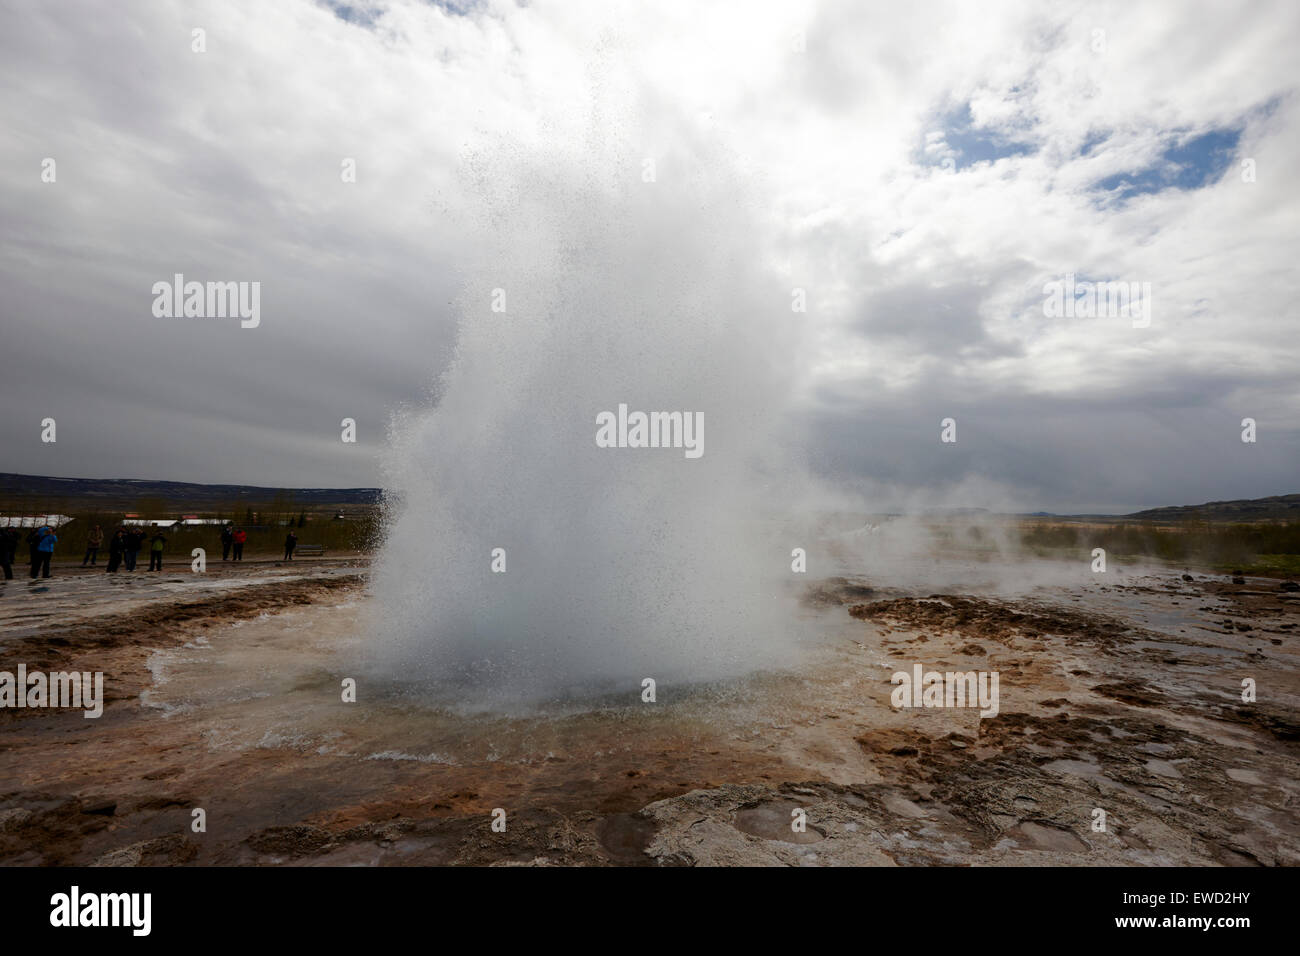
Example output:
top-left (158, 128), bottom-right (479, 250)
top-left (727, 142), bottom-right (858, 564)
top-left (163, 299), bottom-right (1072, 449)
top-left (0, 473), bottom-right (381, 511)
top-left (1127, 493), bottom-right (1300, 522)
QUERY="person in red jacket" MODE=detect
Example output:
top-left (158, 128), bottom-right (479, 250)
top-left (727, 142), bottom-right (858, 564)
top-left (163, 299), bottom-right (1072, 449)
top-left (232, 527), bottom-right (247, 561)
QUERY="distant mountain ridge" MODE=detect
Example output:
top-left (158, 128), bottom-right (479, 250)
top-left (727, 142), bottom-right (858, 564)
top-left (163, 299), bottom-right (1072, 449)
top-left (0, 473), bottom-right (381, 510)
top-left (2, 473), bottom-right (1295, 520)
top-left (1126, 493), bottom-right (1300, 521)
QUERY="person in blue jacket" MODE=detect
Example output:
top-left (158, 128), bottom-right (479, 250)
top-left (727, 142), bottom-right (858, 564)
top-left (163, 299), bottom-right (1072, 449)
top-left (30, 525), bottom-right (56, 579)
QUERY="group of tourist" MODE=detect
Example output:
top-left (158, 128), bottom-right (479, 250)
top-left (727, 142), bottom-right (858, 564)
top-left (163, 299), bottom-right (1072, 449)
top-left (1, 522), bottom-right (304, 581)
top-left (219, 525), bottom-right (248, 561)
top-left (0, 525), bottom-right (58, 580)
top-left (80, 525), bottom-right (171, 573)
top-left (219, 525), bottom-right (298, 561)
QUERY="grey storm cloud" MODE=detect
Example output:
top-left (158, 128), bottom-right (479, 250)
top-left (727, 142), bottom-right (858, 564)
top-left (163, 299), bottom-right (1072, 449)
top-left (1, 0), bottom-right (1297, 512)
top-left (851, 279), bottom-right (1024, 360)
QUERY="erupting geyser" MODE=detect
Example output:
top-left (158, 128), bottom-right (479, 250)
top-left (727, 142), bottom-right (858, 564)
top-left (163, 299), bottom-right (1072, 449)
top-left (371, 89), bottom-right (813, 706)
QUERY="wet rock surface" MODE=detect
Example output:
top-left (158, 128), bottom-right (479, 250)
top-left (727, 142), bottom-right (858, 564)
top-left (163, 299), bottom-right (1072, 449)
top-left (1, 564), bottom-right (1296, 866)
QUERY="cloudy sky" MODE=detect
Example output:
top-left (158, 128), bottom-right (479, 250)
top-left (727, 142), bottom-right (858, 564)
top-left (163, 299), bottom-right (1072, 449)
top-left (2, 0), bottom-right (1297, 513)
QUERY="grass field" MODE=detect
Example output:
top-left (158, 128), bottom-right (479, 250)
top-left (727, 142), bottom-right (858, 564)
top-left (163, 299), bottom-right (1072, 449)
top-left (1017, 519), bottom-right (1300, 575)
top-left (3, 505), bottom-right (380, 558)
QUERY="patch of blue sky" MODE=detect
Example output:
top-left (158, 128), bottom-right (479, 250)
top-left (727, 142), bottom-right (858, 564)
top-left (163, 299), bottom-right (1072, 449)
top-left (1078, 129), bottom-right (1109, 156)
top-left (321, 0), bottom-right (481, 26)
top-left (1092, 127), bottom-right (1241, 201)
top-left (922, 102), bottom-right (1037, 170)
top-left (320, 2), bottom-right (383, 28)
top-left (425, 0), bottom-right (483, 15)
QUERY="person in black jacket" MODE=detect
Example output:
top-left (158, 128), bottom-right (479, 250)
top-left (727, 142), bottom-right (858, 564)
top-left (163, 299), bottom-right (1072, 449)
top-left (283, 531), bottom-right (298, 561)
top-left (106, 529), bottom-right (126, 573)
top-left (26, 527), bottom-right (42, 576)
top-left (124, 528), bottom-right (145, 571)
top-left (220, 524), bottom-right (234, 561)
top-left (0, 528), bottom-right (17, 580)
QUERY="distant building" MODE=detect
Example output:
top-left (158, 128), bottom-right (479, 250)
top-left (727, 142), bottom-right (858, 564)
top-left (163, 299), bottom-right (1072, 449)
top-left (0, 514), bottom-right (75, 529)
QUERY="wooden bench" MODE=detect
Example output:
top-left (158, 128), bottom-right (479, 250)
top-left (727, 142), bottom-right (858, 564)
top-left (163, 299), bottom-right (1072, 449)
top-left (294, 544), bottom-right (325, 557)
